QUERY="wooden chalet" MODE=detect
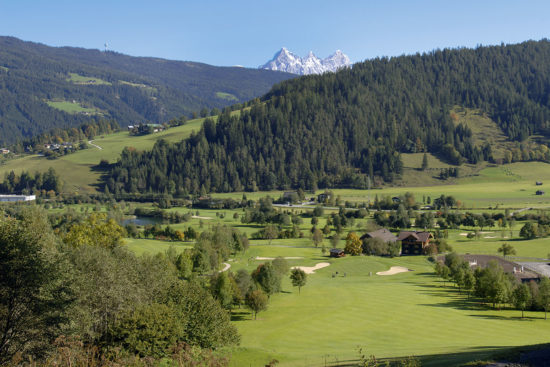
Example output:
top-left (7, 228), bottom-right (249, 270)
top-left (397, 231), bottom-right (433, 255)
top-left (329, 248), bottom-right (345, 258)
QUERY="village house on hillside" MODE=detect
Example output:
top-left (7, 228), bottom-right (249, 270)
top-left (360, 228), bottom-right (397, 243)
top-left (398, 231), bottom-right (433, 255)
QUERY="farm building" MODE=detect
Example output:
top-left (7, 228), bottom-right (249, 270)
top-left (0, 195), bottom-right (36, 202)
top-left (360, 228), bottom-right (397, 243)
top-left (329, 248), bottom-right (345, 258)
top-left (317, 192), bottom-right (332, 203)
top-left (0, 148), bottom-right (9, 154)
top-left (397, 231), bottom-right (433, 255)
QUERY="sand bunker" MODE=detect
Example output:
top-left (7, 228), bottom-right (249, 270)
top-left (459, 233), bottom-right (468, 236)
top-left (484, 236), bottom-right (496, 239)
top-left (292, 262), bottom-right (331, 274)
top-left (376, 266), bottom-right (412, 276)
top-left (219, 263), bottom-right (231, 272)
top-left (192, 215), bottom-right (212, 220)
top-left (255, 256), bottom-right (304, 260)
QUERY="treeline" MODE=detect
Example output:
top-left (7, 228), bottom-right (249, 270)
top-left (0, 207), bottom-right (244, 366)
top-left (435, 253), bottom-right (550, 318)
top-left (0, 167), bottom-right (62, 194)
top-left (104, 40), bottom-right (550, 194)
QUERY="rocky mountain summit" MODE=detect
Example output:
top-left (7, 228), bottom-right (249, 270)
top-left (260, 48), bottom-right (351, 75)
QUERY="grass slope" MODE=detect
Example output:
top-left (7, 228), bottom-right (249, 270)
top-left (46, 100), bottom-right (102, 115)
top-left (0, 117), bottom-right (207, 192)
top-left (227, 253), bottom-right (550, 367)
top-left (66, 72), bottom-right (111, 85)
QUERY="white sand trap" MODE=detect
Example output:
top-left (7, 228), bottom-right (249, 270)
top-left (459, 233), bottom-right (468, 236)
top-left (484, 236), bottom-right (496, 239)
top-left (292, 262), bottom-right (330, 274)
top-left (255, 256), bottom-right (304, 260)
top-left (192, 215), bottom-right (213, 220)
top-left (479, 231), bottom-right (494, 234)
top-left (219, 263), bottom-right (231, 272)
top-left (376, 266), bottom-right (411, 276)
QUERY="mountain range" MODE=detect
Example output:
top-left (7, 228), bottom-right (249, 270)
top-left (0, 36), bottom-right (295, 145)
top-left (259, 48), bottom-right (351, 75)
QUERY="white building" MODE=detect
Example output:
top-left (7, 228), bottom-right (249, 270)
top-left (0, 195), bottom-right (36, 202)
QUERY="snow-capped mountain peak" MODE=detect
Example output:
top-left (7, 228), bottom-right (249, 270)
top-left (259, 48), bottom-right (351, 75)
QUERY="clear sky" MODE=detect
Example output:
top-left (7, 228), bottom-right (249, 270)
top-left (1, 0), bottom-right (549, 67)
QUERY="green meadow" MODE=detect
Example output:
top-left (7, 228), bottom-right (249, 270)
top-left (66, 72), bottom-right (112, 85)
top-left (216, 91), bottom-right (238, 101)
top-left (45, 100), bottom-right (101, 115)
top-left (0, 117), bottom-right (207, 192)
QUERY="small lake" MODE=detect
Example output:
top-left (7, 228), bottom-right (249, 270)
top-left (122, 216), bottom-right (165, 226)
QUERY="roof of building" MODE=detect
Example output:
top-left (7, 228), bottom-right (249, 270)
top-left (361, 228), bottom-right (397, 242)
top-left (330, 248), bottom-right (344, 253)
top-left (397, 231), bottom-right (432, 242)
top-left (457, 254), bottom-right (540, 281)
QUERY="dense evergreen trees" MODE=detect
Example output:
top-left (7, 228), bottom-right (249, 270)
top-left (105, 40), bottom-right (550, 194)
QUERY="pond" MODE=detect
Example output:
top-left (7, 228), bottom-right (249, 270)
top-left (122, 216), bottom-right (165, 226)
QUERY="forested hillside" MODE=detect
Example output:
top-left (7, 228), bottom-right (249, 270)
top-left (105, 40), bottom-right (550, 195)
top-left (0, 36), bottom-right (293, 145)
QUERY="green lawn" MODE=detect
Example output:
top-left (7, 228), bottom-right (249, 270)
top-left (227, 254), bottom-right (550, 367)
top-left (124, 238), bottom-right (192, 256)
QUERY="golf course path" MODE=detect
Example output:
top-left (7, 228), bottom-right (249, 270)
top-left (88, 140), bottom-right (103, 150)
top-left (376, 266), bottom-right (411, 276)
top-left (220, 262), bottom-right (231, 272)
top-left (255, 256), bottom-right (304, 260)
top-left (292, 262), bottom-right (330, 274)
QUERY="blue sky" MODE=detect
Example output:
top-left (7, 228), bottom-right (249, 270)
top-left (1, 0), bottom-right (549, 67)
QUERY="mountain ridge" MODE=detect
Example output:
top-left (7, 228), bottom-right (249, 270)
top-left (259, 47), bottom-right (351, 75)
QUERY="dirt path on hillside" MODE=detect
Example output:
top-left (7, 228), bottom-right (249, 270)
top-left (88, 140), bottom-right (103, 150)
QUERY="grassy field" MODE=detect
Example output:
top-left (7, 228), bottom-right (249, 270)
top-left (0, 117), bottom-right (208, 192)
top-left (66, 72), bottom-right (111, 85)
top-left (45, 100), bottom-right (101, 115)
top-left (216, 91), bottom-right (238, 101)
top-left (125, 238), bottom-right (192, 256)
top-left (224, 250), bottom-right (550, 367)
top-left (119, 80), bottom-right (157, 92)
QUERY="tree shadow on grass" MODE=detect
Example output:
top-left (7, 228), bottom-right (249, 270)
top-left (325, 345), bottom-right (519, 367)
top-left (468, 313), bottom-right (538, 322)
top-left (230, 310), bottom-right (251, 322)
